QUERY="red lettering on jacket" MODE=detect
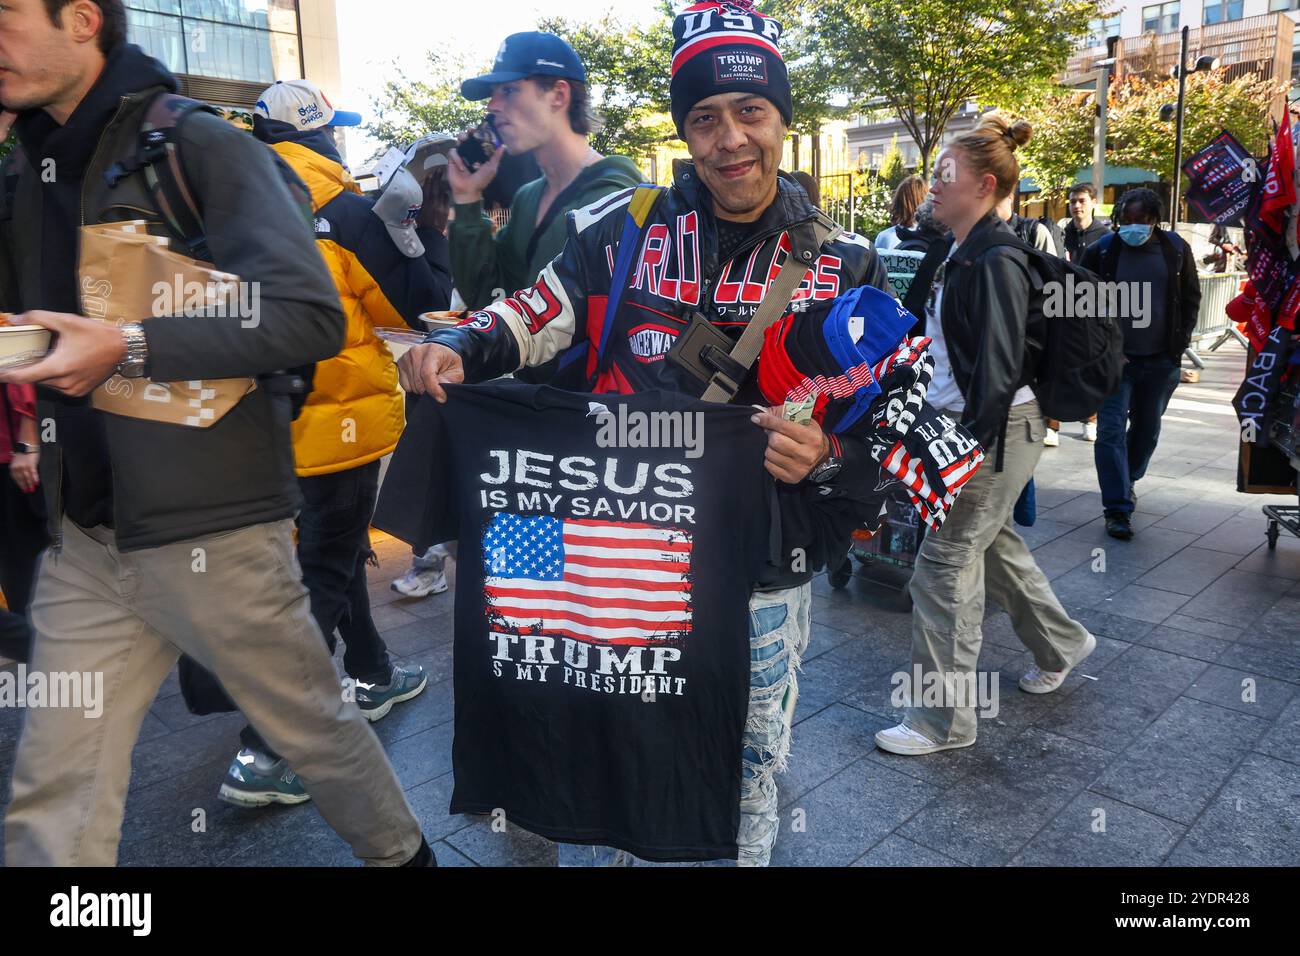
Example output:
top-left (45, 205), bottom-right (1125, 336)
top-left (508, 276), bottom-right (564, 333)
top-left (632, 224), bottom-right (671, 296)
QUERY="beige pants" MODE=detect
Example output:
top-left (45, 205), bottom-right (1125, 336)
top-left (906, 400), bottom-right (1090, 744)
top-left (4, 518), bottom-right (422, 866)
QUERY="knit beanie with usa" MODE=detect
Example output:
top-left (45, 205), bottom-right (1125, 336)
top-left (669, 0), bottom-right (793, 138)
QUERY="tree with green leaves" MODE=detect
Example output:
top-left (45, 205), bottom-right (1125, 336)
top-left (1018, 88), bottom-right (1096, 202)
top-left (365, 10), bottom-right (679, 163)
top-left (364, 44), bottom-right (488, 159)
top-left (537, 10), bottom-right (675, 160)
top-left (1018, 70), bottom-right (1279, 205)
top-left (878, 134), bottom-right (906, 191)
top-left (796, 0), bottom-right (1103, 178)
top-left (1107, 71), bottom-right (1278, 185)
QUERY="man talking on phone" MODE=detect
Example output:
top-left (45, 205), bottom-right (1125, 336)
top-left (448, 31), bottom-right (643, 316)
top-left (388, 31), bottom-right (648, 600)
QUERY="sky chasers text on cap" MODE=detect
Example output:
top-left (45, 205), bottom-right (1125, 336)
top-left (254, 79), bottom-right (363, 131)
top-left (461, 32), bottom-right (587, 101)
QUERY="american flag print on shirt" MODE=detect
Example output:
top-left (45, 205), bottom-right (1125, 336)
top-left (481, 512), bottom-right (694, 647)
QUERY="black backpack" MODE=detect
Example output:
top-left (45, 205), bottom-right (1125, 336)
top-left (102, 92), bottom-right (317, 418)
top-left (1009, 213), bottom-right (1065, 258)
top-left (958, 230), bottom-right (1124, 423)
top-left (1038, 216), bottom-right (1067, 258)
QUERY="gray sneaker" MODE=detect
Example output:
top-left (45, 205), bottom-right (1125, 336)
top-left (355, 663), bottom-right (428, 721)
top-left (218, 747), bottom-right (311, 808)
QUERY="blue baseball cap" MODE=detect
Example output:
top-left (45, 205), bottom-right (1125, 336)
top-left (461, 32), bottom-right (586, 101)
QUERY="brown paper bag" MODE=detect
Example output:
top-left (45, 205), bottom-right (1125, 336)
top-left (80, 221), bottom-right (256, 428)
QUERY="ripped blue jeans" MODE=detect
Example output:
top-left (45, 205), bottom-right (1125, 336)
top-left (557, 582), bottom-right (813, 867)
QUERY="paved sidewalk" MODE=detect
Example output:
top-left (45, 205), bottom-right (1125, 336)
top-left (1, 342), bottom-right (1297, 867)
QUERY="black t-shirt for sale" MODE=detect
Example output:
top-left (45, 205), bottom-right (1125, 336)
top-left (379, 381), bottom-right (772, 861)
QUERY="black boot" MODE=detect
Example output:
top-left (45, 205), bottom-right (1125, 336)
top-left (402, 837), bottom-right (438, 867)
top-left (1104, 511), bottom-right (1134, 541)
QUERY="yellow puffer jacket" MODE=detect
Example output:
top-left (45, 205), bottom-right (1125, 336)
top-left (271, 140), bottom-right (408, 477)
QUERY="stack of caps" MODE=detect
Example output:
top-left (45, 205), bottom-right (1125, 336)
top-left (757, 283), bottom-right (919, 433)
top-left (863, 338), bottom-right (985, 531)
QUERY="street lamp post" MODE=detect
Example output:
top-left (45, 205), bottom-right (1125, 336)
top-left (1092, 36), bottom-right (1120, 200)
top-left (1171, 26), bottom-right (1190, 231)
top-left (1167, 27), bottom-right (1221, 232)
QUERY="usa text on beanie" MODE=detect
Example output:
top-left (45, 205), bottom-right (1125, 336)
top-left (669, 1), bottom-right (793, 137)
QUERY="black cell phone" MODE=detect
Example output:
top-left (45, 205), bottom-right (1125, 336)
top-left (456, 116), bottom-right (500, 172)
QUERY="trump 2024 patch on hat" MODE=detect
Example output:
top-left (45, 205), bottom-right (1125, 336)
top-left (254, 79), bottom-right (363, 131)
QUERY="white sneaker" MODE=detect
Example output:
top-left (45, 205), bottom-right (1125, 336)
top-left (874, 723), bottom-right (975, 756)
top-left (1019, 632), bottom-right (1097, 695)
top-left (1043, 427), bottom-right (1060, 447)
top-left (1083, 420), bottom-right (1098, 442)
top-left (390, 563), bottom-right (448, 597)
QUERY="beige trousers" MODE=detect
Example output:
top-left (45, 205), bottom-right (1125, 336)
top-left (906, 400), bottom-right (1090, 744)
top-left (4, 518), bottom-right (422, 866)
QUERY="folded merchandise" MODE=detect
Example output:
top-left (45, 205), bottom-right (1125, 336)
top-left (756, 284), bottom-right (921, 433)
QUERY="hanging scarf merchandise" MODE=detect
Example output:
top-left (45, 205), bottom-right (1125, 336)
top-left (755, 285), bottom-right (985, 530)
top-left (1227, 111), bottom-right (1300, 493)
top-left (863, 340), bottom-right (985, 531)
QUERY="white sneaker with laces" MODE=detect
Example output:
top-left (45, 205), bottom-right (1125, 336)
top-left (875, 723), bottom-right (975, 756)
top-left (1043, 427), bottom-right (1060, 447)
top-left (1019, 632), bottom-right (1098, 694)
top-left (1083, 420), bottom-right (1098, 442)
top-left (391, 562), bottom-right (448, 597)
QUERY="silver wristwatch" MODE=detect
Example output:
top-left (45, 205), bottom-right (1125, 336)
top-left (116, 322), bottom-right (151, 379)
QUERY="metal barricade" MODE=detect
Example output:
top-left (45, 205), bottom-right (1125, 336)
top-left (1185, 270), bottom-right (1248, 368)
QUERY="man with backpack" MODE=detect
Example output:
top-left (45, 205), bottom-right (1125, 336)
top-left (1081, 187), bottom-right (1200, 541)
top-left (0, 0), bottom-right (433, 866)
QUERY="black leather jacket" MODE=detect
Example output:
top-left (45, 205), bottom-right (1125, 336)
top-left (425, 163), bottom-right (893, 586)
top-left (427, 163), bottom-right (890, 392)
top-left (916, 212), bottom-right (1037, 459)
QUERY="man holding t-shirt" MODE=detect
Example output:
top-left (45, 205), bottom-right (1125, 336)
top-left (400, 0), bottom-right (891, 866)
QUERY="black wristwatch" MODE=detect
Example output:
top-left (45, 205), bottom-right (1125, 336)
top-left (808, 434), bottom-right (843, 484)
top-left (13, 441), bottom-right (39, 455)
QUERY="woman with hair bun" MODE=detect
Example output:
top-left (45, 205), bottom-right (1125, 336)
top-left (875, 111), bottom-right (1096, 757)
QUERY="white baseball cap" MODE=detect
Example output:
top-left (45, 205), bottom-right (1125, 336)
top-left (254, 79), bottom-right (362, 131)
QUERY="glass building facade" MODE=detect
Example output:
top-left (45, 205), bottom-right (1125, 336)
top-left (126, 0), bottom-right (303, 84)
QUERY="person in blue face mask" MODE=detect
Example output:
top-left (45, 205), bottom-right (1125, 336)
top-left (1079, 188), bottom-right (1202, 540)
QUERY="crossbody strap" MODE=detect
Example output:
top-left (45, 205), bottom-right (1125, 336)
top-left (700, 212), bottom-right (840, 403)
top-left (592, 185), bottom-right (665, 372)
